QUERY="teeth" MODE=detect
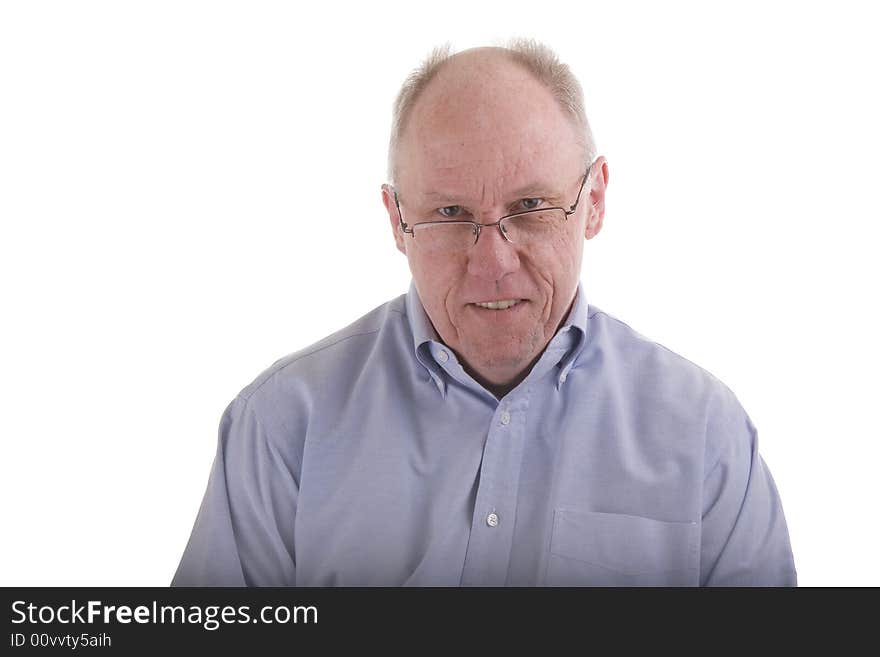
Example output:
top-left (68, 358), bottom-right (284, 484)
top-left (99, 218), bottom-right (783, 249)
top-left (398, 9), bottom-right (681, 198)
top-left (474, 299), bottom-right (522, 310)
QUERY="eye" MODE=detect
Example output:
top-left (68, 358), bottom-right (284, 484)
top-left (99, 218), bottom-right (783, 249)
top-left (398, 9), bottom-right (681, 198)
top-left (437, 205), bottom-right (463, 218)
top-left (519, 198), bottom-right (544, 211)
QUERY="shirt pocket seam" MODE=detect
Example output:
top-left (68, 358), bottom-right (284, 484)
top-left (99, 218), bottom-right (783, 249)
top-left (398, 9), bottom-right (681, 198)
top-left (548, 508), bottom-right (699, 578)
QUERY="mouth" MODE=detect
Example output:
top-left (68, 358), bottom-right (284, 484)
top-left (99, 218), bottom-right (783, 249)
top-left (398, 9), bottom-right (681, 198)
top-left (472, 298), bottom-right (523, 310)
top-left (468, 299), bottom-right (527, 316)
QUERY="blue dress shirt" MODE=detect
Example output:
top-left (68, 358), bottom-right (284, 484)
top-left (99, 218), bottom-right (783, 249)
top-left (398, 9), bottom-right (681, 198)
top-left (172, 281), bottom-right (797, 586)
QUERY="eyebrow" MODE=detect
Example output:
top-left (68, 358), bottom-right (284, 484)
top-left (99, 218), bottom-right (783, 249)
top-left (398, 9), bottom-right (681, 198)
top-left (418, 182), bottom-right (563, 204)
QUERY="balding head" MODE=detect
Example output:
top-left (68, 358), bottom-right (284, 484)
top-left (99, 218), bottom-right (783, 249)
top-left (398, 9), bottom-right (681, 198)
top-left (387, 40), bottom-right (595, 185)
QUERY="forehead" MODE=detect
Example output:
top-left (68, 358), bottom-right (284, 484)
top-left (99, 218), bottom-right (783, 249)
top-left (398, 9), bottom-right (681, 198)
top-left (398, 56), bottom-right (583, 198)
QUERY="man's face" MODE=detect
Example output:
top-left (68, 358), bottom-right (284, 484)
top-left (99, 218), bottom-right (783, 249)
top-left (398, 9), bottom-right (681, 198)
top-left (382, 51), bottom-right (606, 391)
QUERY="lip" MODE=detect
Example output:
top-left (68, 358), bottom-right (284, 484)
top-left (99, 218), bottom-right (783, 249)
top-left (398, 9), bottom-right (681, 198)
top-left (468, 299), bottom-right (529, 318)
top-left (468, 297), bottom-right (529, 305)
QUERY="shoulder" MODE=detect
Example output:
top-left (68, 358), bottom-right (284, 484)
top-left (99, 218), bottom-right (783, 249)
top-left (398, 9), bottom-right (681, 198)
top-left (586, 305), bottom-right (728, 390)
top-left (584, 304), bottom-right (750, 436)
top-left (229, 293), bottom-right (410, 434)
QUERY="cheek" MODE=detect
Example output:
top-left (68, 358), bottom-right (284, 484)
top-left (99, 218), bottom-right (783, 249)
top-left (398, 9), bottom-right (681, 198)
top-left (531, 233), bottom-right (582, 308)
top-left (550, 224), bottom-right (584, 270)
top-left (531, 234), bottom-right (578, 283)
top-left (408, 248), bottom-right (444, 284)
top-left (407, 253), bottom-right (463, 316)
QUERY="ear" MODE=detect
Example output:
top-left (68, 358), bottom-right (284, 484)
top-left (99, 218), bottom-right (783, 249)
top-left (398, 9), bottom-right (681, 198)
top-left (584, 156), bottom-right (609, 240)
top-left (381, 184), bottom-right (407, 255)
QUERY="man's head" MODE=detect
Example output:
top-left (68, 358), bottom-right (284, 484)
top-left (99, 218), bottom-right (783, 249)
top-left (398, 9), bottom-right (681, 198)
top-left (381, 40), bottom-right (609, 396)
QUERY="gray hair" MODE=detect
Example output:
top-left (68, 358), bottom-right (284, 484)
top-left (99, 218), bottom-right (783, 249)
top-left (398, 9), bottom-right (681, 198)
top-left (386, 38), bottom-right (596, 184)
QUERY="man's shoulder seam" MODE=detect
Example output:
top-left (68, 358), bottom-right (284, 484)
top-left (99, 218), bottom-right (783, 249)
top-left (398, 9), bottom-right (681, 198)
top-left (239, 326), bottom-right (385, 404)
top-left (587, 307), bottom-right (728, 391)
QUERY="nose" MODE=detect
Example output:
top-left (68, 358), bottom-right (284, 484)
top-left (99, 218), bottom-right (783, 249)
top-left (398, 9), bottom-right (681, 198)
top-left (466, 220), bottom-right (521, 282)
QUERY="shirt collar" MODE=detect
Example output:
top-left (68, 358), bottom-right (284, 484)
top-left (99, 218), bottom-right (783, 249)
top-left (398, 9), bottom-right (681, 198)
top-left (405, 280), bottom-right (448, 396)
top-left (405, 279), bottom-right (590, 395)
top-left (406, 279), bottom-right (440, 348)
top-left (552, 281), bottom-right (589, 390)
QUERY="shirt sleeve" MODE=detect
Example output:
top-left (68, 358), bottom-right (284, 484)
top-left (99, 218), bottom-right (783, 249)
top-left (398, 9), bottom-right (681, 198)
top-left (700, 384), bottom-right (797, 586)
top-left (171, 396), bottom-right (299, 586)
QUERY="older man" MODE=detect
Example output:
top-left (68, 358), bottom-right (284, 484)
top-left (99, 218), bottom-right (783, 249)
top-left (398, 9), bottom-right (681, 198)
top-left (172, 40), bottom-right (796, 586)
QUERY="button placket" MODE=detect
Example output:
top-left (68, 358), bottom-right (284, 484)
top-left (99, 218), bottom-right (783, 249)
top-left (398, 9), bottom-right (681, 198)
top-left (460, 391), bottom-right (531, 585)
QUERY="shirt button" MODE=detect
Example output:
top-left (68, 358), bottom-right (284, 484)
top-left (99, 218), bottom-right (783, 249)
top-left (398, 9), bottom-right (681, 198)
top-left (437, 350), bottom-right (449, 363)
top-left (559, 372), bottom-right (567, 383)
top-left (486, 512), bottom-right (499, 527)
top-left (500, 410), bottom-right (511, 425)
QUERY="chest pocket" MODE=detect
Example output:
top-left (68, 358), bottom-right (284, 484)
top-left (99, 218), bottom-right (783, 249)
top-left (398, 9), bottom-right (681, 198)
top-left (544, 509), bottom-right (700, 586)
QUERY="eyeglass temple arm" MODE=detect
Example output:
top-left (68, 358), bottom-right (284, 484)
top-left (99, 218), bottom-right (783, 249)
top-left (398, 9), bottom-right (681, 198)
top-left (568, 161), bottom-right (594, 214)
top-left (392, 189), bottom-right (413, 233)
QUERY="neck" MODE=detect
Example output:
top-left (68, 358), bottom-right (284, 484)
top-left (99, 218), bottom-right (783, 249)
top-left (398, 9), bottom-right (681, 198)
top-left (462, 356), bottom-right (537, 401)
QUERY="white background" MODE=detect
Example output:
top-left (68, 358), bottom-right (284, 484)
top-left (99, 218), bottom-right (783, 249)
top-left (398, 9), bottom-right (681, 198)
top-left (1, 0), bottom-right (877, 586)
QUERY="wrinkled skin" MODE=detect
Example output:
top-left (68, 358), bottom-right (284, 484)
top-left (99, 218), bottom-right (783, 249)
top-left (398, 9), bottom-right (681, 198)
top-left (382, 47), bottom-right (609, 398)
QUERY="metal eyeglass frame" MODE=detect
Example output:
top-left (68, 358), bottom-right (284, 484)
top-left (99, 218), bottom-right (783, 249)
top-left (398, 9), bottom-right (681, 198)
top-left (391, 162), bottom-right (593, 246)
